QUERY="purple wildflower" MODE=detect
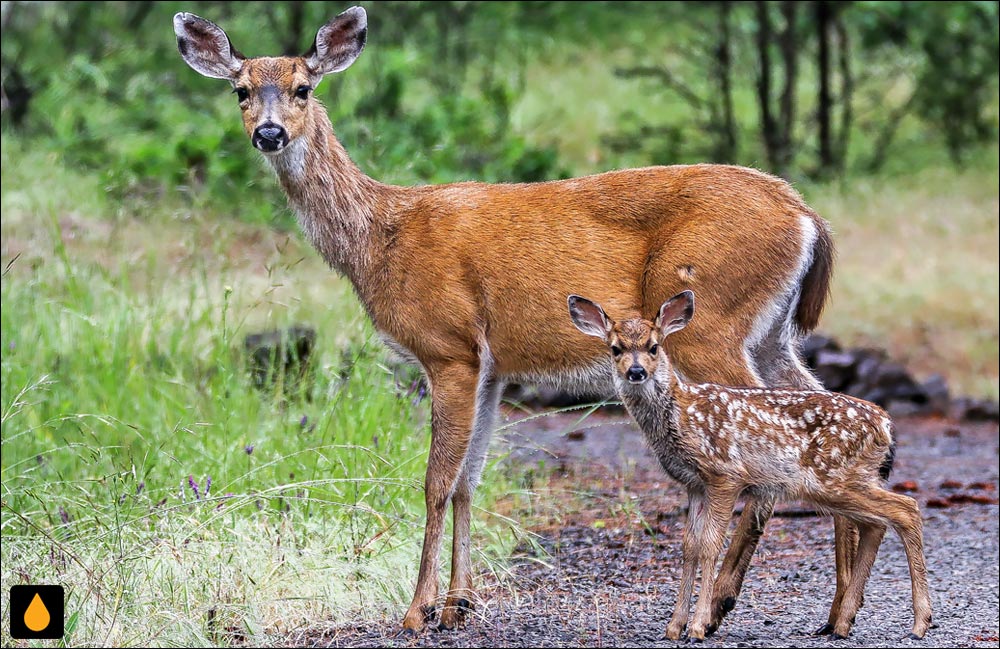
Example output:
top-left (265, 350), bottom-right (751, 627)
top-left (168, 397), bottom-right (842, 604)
top-left (205, 476), bottom-right (212, 495)
top-left (188, 475), bottom-right (200, 500)
top-left (58, 506), bottom-right (70, 525)
top-left (372, 434), bottom-right (379, 449)
top-left (136, 481), bottom-right (145, 495)
top-left (299, 415), bottom-right (309, 428)
top-left (244, 444), bottom-right (255, 455)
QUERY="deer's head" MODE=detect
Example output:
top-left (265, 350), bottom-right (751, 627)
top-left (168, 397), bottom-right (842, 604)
top-left (568, 291), bottom-right (695, 387)
top-left (173, 7), bottom-right (366, 154)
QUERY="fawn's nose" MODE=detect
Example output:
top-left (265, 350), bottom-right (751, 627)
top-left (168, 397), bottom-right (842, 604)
top-left (626, 365), bottom-right (648, 383)
top-left (252, 122), bottom-right (289, 152)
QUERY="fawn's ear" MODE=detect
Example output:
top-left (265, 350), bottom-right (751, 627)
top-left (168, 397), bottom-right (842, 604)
top-left (173, 13), bottom-right (244, 80)
top-left (304, 6), bottom-right (368, 78)
top-left (568, 295), bottom-right (612, 339)
top-left (656, 290), bottom-right (695, 337)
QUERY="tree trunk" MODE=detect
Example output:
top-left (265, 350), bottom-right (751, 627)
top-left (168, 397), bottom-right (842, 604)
top-left (835, 10), bottom-right (854, 172)
top-left (716, 0), bottom-right (738, 161)
top-left (816, 1), bottom-right (834, 175)
top-left (755, 1), bottom-right (779, 171)
top-left (776, 1), bottom-right (799, 178)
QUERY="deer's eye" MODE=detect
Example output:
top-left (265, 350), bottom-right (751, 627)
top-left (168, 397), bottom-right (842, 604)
top-left (234, 87), bottom-right (249, 103)
top-left (649, 344), bottom-right (659, 356)
top-left (610, 345), bottom-right (623, 357)
top-left (295, 85), bottom-right (311, 100)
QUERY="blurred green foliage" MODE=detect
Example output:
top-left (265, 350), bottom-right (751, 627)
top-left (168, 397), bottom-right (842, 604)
top-left (1, 1), bottom-right (997, 226)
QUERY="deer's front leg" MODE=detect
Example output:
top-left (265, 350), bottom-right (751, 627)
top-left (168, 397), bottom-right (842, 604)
top-left (689, 486), bottom-right (739, 640)
top-left (439, 375), bottom-right (503, 630)
top-left (401, 362), bottom-right (478, 633)
top-left (666, 490), bottom-right (706, 640)
top-left (709, 492), bottom-right (774, 633)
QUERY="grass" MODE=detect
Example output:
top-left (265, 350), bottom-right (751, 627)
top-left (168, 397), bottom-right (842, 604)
top-left (1, 131), bottom-right (996, 649)
top-left (804, 152), bottom-right (1000, 401)
top-left (0, 143), bottom-right (527, 646)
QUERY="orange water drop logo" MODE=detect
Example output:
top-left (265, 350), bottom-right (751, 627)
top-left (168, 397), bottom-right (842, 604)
top-left (24, 592), bottom-right (51, 632)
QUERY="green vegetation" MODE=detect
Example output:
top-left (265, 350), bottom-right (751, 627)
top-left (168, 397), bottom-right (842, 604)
top-left (1, 1), bottom-right (997, 646)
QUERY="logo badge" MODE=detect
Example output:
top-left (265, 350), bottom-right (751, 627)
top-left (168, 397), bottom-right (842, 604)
top-left (9, 585), bottom-right (64, 639)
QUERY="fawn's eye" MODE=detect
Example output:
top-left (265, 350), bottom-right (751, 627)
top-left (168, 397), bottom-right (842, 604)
top-left (610, 345), bottom-right (623, 357)
top-left (649, 344), bottom-right (659, 356)
top-left (234, 87), bottom-right (249, 103)
top-left (295, 85), bottom-right (311, 100)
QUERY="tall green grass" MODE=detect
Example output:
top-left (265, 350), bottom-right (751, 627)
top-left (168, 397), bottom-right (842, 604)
top-left (0, 145), bottom-right (523, 646)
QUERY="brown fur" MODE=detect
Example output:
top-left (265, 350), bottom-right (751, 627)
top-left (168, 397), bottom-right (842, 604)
top-left (174, 8), bottom-right (839, 633)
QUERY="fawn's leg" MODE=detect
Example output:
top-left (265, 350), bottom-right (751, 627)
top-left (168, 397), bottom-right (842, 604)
top-left (709, 492), bottom-right (775, 633)
top-left (828, 488), bottom-right (932, 639)
top-left (856, 489), bottom-right (933, 639)
top-left (689, 486), bottom-right (741, 640)
top-left (666, 489), bottom-right (707, 640)
top-left (831, 521), bottom-right (885, 639)
top-left (401, 362), bottom-right (479, 632)
top-left (438, 373), bottom-right (503, 630)
top-left (818, 516), bottom-right (861, 634)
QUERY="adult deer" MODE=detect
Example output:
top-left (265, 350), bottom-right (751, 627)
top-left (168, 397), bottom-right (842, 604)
top-left (174, 6), bottom-right (841, 633)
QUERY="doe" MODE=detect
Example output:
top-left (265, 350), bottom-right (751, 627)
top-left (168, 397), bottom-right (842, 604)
top-left (568, 290), bottom-right (932, 641)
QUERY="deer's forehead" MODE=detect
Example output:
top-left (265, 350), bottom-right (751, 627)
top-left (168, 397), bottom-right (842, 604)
top-left (613, 319), bottom-right (655, 348)
top-left (238, 57), bottom-right (310, 87)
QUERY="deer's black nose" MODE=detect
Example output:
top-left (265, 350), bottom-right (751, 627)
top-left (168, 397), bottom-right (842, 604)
top-left (626, 365), bottom-right (647, 383)
top-left (253, 122), bottom-right (288, 152)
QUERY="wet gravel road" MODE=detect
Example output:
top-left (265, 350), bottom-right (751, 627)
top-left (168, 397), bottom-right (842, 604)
top-left (294, 414), bottom-right (999, 648)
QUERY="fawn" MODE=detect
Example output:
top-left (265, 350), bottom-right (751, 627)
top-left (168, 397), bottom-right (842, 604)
top-left (568, 290), bottom-right (932, 641)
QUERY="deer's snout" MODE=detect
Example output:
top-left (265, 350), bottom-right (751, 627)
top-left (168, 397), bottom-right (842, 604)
top-left (253, 122), bottom-right (289, 152)
top-left (626, 365), bottom-right (648, 383)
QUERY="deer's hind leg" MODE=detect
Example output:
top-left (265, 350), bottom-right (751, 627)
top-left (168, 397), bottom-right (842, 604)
top-left (750, 323), bottom-right (863, 637)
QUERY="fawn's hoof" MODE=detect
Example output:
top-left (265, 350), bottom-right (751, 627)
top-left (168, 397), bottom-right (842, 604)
top-left (719, 596), bottom-right (737, 614)
top-left (907, 632), bottom-right (926, 640)
top-left (814, 623), bottom-right (834, 636)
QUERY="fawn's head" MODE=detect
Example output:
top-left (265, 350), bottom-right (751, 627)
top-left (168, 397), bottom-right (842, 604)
top-left (568, 291), bottom-right (695, 387)
top-left (173, 7), bottom-right (367, 154)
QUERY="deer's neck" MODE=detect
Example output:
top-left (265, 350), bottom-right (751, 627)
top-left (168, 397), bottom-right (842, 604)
top-left (265, 106), bottom-right (391, 287)
top-left (620, 363), bottom-right (683, 443)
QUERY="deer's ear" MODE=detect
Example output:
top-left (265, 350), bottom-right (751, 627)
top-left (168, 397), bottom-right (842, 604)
top-left (304, 6), bottom-right (367, 77)
top-left (568, 295), bottom-right (613, 340)
top-left (656, 291), bottom-right (695, 338)
top-left (174, 13), bottom-right (244, 80)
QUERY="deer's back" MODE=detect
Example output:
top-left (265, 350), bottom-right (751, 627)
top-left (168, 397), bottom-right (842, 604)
top-left (374, 165), bottom-right (817, 384)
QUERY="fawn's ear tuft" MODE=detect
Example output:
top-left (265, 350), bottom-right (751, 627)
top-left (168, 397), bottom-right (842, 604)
top-left (568, 295), bottom-right (612, 339)
top-left (656, 290), bottom-right (695, 337)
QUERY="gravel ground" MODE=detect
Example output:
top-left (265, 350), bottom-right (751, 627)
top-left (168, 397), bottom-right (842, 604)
top-left (293, 413), bottom-right (999, 648)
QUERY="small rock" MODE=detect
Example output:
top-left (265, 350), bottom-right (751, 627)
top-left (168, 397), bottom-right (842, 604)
top-left (939, 479), bottom-right (964, 490)
top-left (926, 498), bottom-right (950, 508)
top-left (950, 397), bottom-right (1000, 422)
top-left (967, 481), bottom-right (996, 491)
top-left (566, 430), bottom-right (586, 441)
top-left (892, 480), bottom-right (919, 493)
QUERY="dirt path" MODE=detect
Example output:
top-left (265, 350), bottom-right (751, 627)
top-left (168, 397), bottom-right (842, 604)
top-left (297, 411), bottom-right (999, 648)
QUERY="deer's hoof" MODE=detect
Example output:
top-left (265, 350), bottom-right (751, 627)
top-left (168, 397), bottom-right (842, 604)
top-left (814, 623), bottom-right (834, 636)
top-left (437, 598), bottom-right (472, 631)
